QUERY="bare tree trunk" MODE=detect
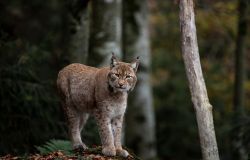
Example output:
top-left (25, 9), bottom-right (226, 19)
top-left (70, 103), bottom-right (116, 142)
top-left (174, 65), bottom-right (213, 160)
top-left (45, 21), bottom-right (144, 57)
top-left (232, 0), bottom-right (249, 159)
top-left (88, 0), bottom-right (122, 66)
top-left (67, 0), bottom-right (90, 63)
top-left (234, 0), bottom-right (248, 116)
top-left (179, 1), bottom-right (220, 160)
top-left (123, 0), bottom-right (156, 159)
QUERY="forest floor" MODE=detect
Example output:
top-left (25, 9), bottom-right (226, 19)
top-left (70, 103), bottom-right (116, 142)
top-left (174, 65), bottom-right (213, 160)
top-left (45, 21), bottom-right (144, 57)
top-left (0, 147), bottom-right (140, 160)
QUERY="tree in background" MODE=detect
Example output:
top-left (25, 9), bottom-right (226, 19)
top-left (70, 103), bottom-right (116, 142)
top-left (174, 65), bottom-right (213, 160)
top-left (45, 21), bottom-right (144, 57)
top-left (88, 0), bottom-right (122, 66)
top-left (179, 0), bottom-right (220, 159)
top-left (122, 0), bottom-right (157, 159)
top-left (232, 0), bottom-right (249, 159)
top-left (66, 0), bottom-right (90, 63)
top-left (84, 0), bottom-right (122, 146)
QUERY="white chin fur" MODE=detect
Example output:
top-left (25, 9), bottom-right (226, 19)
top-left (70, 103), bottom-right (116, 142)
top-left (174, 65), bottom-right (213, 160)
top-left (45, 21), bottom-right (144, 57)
top-left (115, 88), bottom-right (128, 92)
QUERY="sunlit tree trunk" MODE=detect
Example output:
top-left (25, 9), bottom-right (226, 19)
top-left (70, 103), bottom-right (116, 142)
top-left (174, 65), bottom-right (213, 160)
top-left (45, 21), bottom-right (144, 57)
top-left (88, 0), bottom-right (122, 66)
top-left (122, 0), bottom-right (157, 159)
top-left (67, 0), bottom-right (90, 63)
top-left (232, 0), bottom-right (248, 159)
top-left (179, 1), bottom-right (220, 160)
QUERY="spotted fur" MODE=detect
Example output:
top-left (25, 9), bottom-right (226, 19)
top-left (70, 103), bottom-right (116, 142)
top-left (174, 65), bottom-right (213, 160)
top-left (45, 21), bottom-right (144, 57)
top-left (57, 55), bottom-right (139, 157)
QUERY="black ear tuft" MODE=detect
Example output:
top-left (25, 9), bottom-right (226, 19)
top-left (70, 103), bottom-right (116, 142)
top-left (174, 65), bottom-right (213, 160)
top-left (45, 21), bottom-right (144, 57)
top-left (111, 52), bottom-right (119, 68)
top-left (131, 56), bottom-right (140, 72)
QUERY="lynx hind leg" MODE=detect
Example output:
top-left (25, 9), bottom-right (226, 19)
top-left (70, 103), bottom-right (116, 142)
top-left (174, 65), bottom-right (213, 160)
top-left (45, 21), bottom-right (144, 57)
top-left (63, 102), bottom-right (86, 151)
top-left (79, 113), bottom-right (89, 132)
top-left (57, 74), bottom-right (86, 151)
top-left (79, 113), bottom-right (89, 148)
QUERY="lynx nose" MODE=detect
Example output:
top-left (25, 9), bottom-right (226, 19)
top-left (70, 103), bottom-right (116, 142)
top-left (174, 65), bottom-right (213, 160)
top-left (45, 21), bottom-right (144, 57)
top-left (118, 80), bottom-right (125, 87)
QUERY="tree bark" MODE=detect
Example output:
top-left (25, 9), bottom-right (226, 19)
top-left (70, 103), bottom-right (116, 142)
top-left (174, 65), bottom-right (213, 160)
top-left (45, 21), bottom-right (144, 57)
top-left (234, 0), bottom-right (248, 115)
top-left (67, 0), bottom-right (90, 63)
top-left (232, 0), bottom-right (249, 159)
top-left (88, 0), bottom-right (122, 66)
top-left (123, 0), bottom-right (157, 159)
top-left (179, 1), bottom-right (220, 160)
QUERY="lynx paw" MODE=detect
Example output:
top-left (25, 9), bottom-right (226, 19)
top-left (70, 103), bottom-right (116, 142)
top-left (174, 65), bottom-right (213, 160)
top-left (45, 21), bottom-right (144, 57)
top-left (102, 146), bottom-right (116, 156)
top-left (73, 144), bottom-right (88, 153)
top-left (116, 148), bottom-right (129, 157)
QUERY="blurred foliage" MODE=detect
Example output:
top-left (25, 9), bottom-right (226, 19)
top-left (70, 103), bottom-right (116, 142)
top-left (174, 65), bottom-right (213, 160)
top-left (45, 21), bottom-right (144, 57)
top-left (0, 1), bottom-right (68, 154)
top-left (0, 0), bottom-right (250, 160)
top-left (0, 0), bottom-right (99, 155)
top-left (0, 42), bottom-right (67, 153)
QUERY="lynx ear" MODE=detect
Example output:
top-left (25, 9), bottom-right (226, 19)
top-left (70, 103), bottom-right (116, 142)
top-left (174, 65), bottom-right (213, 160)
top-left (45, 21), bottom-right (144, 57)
top-left (131, 56), bottom-right (140, 72)
top-left (111, 52), bottom-right (119, 68)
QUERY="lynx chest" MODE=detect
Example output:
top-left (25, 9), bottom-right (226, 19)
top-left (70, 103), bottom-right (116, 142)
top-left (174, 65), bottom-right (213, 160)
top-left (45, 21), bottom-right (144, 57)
top-left (97, 99), bottom-right (127, 118)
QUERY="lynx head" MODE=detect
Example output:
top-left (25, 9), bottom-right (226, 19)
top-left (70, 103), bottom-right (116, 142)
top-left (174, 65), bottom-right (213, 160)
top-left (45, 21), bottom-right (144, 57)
top-left (108, 53), bottom-right (139, 92)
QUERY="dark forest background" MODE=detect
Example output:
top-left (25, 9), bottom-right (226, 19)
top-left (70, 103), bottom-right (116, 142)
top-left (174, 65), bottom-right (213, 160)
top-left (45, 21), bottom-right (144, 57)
top-left (0, 0), bottom-right (249, 160)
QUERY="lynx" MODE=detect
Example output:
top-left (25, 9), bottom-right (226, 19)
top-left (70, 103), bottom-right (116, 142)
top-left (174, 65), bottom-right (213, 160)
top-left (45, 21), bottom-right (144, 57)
top-left (57, 54), bottom-right (139, 157)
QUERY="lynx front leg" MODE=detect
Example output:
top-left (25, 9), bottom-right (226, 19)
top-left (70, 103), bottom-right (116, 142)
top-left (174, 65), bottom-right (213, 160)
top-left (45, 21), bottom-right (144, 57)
top-left (95, 114), bottom-right (116, 156)
top-left (112, 115), bottom-right (129, 157)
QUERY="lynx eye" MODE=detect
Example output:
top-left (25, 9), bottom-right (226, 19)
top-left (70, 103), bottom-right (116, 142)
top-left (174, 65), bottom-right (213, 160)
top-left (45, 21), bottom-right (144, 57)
top-left (114, 73), bottom-right (119, 77)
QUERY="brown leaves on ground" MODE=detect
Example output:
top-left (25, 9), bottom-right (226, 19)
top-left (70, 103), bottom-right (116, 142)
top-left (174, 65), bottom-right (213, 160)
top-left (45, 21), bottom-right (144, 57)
top-left (0, 147), bottom-right (139, 160)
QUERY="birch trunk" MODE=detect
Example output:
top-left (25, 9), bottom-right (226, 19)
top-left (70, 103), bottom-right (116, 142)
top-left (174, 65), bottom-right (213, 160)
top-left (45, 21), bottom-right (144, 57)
top-left (179, 1), bottom-right (220, 160)
top-left (88, 0), bottom-right (122, 66)
top-left (67, 0), bottom-right (89, 63)
top-left (123, 0), bottom-right (156, 159)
